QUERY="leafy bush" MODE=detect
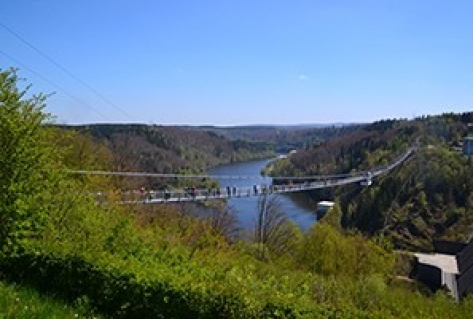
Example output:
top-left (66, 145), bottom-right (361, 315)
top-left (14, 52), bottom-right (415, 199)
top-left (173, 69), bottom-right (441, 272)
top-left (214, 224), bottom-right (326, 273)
top-left (0, 69), bottom-right (65, 255)
top-left (297, 223), bottom-right (395, 279)
top-left (0, 280), bottom-right (100, 319)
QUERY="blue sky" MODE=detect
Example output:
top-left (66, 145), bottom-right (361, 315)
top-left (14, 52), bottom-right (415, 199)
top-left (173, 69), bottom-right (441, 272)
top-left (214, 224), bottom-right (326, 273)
top-left (1, 0), bottom-right (472, 125)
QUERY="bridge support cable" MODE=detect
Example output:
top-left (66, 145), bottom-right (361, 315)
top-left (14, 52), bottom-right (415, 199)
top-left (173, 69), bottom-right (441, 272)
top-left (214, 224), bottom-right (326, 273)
top-left (77, 147), bottom-right (416, 205)
top-left (67, 170), bottom-right (355, 181)
top-left (380, 150), bottom-right (422, 235)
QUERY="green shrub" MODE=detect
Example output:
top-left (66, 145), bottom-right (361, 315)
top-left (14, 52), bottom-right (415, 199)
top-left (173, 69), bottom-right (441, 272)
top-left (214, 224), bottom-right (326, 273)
top-left (0, 280), bottom-right (100, 318)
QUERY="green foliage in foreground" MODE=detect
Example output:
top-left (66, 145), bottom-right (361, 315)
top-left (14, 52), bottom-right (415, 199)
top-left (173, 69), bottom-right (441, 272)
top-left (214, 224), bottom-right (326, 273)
top-left (0, 69), bottom-right (472, 319)
top-left (0, 281), bottom-right (99, 319)
top-left (0, 70), bottom-right (65, 255)
top-left (1, 198), bottom-right (471, 319)
top-left (2, 234), bottom-right (471, 319)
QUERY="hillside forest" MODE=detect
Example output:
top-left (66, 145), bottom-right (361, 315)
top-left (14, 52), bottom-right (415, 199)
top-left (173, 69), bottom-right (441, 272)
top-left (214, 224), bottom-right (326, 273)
top-left (0, 68), bottom-right (472, 318)
top-left (269, 114), bottom-right (473, 251)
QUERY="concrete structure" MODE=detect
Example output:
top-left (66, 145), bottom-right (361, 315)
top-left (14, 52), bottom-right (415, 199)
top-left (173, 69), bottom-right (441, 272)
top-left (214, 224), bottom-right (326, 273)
top-left (317, 201), bottom-right (335, 209)
top-left (412, 239), bottom-right (472, 300)
top-left (316, 201), bottom-right (335, 219)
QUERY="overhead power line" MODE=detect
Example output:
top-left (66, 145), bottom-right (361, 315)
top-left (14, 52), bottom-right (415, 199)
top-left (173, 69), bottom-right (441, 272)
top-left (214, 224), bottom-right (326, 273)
top-left (0, 22), bottom-right (135, 121)
top-left (0, 50), bottom-right (109, 120)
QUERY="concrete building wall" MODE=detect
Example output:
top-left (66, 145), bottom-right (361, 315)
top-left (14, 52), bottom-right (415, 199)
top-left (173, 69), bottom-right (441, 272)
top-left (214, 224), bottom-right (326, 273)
top-left (442, 272), bottom-right (458, 299)
top-left (455, 239), bottom-right (473, 299)
top-left (414, 239), bottom-right (472, 301)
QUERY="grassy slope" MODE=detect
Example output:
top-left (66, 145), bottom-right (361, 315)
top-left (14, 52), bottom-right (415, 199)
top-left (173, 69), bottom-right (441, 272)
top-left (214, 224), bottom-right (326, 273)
top-left (0, 281), bottom-right (100, 319)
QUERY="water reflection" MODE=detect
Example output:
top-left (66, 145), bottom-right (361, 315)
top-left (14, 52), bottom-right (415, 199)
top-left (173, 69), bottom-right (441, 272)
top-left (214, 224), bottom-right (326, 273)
top-left (208, 158), bottom-right (317, 231)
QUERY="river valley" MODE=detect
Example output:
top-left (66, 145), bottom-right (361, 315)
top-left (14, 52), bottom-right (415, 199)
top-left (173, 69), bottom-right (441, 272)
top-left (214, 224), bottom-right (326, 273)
top-left (208, 158), bottom-right (319, 231)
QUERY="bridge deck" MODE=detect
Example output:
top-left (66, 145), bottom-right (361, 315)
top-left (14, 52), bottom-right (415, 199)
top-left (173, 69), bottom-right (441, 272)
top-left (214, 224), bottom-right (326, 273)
top-left (98, 147), bottom-right (415, 205)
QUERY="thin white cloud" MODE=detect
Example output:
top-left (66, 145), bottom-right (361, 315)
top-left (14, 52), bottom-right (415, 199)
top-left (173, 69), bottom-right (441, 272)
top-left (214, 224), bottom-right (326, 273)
top-left (298, 74), bottom-right (309, 81)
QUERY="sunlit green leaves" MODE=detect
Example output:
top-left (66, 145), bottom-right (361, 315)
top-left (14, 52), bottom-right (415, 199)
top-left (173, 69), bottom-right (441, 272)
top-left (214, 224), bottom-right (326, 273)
top-left (0, 69), bottom-right (63, 254)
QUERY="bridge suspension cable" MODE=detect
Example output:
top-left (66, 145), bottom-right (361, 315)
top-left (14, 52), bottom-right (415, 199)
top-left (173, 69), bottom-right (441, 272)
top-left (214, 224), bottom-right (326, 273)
top-left (67, 146), bottom-right (416, 182)
top-left (68, 170), bottom-right (268, 180)
top-left (66, 169), bottom-right (356, 181)
top-left (72, 147), bottom-right (416, 204)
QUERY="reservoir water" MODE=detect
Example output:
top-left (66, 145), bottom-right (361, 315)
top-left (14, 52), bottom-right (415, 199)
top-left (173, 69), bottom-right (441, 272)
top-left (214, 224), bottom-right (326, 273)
top-left (208, 158), bottom-right (318, 231)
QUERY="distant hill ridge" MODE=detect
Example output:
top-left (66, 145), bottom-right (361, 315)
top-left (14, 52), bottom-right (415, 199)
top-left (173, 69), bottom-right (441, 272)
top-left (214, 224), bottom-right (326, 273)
top-left (58, 123), bottom-right (273, 174)
top-left (57, 122), bottom-right (365, 190)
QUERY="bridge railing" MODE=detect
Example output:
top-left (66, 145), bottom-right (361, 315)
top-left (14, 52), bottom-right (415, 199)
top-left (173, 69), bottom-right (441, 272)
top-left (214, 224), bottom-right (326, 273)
top-left (93, 146), bottom-right (416, 204)
top-left (116, 175), bottom-right (369, 204)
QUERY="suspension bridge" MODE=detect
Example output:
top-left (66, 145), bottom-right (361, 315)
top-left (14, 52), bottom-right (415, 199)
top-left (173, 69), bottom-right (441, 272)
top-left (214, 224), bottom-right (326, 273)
top-left (76, 147), bottom-right (416, 204)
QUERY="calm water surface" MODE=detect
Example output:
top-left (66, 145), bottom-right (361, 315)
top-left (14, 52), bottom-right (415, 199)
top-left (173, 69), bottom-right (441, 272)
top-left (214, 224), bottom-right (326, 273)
top-left (208, 158), bottom-right (318, 231)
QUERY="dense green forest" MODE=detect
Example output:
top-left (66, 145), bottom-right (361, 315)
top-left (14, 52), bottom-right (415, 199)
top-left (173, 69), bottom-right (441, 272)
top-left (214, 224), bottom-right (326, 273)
top-left (58, 123), bottom-right (275, 190)
top-left (269, 115), bottom-right (473, 251)
top-left (185, 124), bottom-right (362, 153)
top-left (57, 120), bottom-right (362, 192)
top-left (60, 122), bottom-right (362, 176)
top-left (1, 69), bottom-right (472, 318)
